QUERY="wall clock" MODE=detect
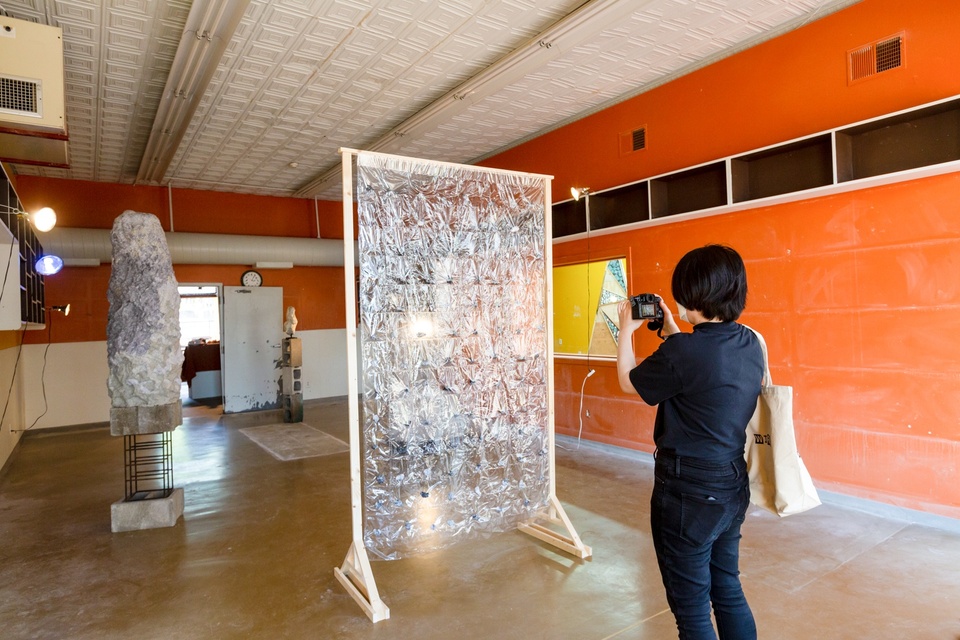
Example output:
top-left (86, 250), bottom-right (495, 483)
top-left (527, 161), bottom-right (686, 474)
top-left (241, 269), bottom-right (263, 287)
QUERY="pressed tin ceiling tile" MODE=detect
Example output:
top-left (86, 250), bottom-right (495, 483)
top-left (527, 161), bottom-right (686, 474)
top-left (4, 0), bottom-right (861, 196)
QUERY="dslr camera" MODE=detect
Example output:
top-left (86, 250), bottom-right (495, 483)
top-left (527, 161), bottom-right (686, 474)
top-left (630, 293), bottom-right (664, 331)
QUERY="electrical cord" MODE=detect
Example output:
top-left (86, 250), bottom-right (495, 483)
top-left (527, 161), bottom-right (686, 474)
top-left (4, 310), bottom-right (56, 433)
top-left (23, 320), bottom-right (53, 431)
top-left (557, 190), bottom-right (597, 453)
top-left (575, 368), bottom-right (595, 450)
top-left (558, 366), bottom-right (595, 453)
top-left (0, 326), bottom-right (27, 432)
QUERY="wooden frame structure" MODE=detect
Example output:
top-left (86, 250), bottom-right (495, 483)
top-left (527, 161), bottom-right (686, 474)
top-left (334, 149), bottom-right (591, 623)
top-left (334, 149), bottom-right (390, 623)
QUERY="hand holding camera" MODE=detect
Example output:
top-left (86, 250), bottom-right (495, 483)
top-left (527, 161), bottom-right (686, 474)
top-left (629, 293), bottom-right (664, 332)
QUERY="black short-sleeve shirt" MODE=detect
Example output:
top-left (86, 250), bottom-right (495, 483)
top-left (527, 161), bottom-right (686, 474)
top-left (629, 321), bottom-right (764, 462)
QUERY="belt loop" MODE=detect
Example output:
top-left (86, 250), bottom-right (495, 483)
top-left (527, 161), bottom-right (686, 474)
top-left (675, 455), bottom-right (681, 478)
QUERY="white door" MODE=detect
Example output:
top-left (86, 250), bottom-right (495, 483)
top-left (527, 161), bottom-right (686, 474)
top-left (222, 286), bottom-right (283, 413)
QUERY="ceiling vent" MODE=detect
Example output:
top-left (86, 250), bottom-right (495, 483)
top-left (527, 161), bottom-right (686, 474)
top-left (619, 126), bottom-right (646, 156)
top-left (848, 34), bottom-right (903, 83)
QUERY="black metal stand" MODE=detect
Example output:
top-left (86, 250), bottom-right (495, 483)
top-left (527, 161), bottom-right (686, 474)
top-left (123, 432), bottom-right (174, 501)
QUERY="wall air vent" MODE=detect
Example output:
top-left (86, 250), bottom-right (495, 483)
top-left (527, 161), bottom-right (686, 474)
top-left (619, 126), bottom-right (646, 156)
top-left (0, 75), bottom-right (41, 118)
top-left (848, 34), bottom-right (903, 83)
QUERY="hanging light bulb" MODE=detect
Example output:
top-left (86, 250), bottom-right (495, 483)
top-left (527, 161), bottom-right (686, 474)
top-left (31, 207), bottom-right (57, 232)
top-left (0, 205), bottom-right (57, 231)
top-left (35, 255), bottom-right (63, 276)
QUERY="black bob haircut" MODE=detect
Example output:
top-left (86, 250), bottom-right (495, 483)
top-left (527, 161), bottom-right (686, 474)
top-left (671, 245), bottom-right (748, 322)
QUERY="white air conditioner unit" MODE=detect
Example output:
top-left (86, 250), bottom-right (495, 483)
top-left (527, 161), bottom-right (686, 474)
top-left (0, 16), bottom-right (68, 167)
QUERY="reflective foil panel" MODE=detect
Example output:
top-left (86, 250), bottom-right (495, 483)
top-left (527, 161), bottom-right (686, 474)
top-left (357, 153), bottom-right (550, 560)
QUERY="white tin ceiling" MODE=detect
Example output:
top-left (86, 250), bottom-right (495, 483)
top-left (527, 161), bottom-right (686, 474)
top-left (4, 0), bottom-right (860, 200)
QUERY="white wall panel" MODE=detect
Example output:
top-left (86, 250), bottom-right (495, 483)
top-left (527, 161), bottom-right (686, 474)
top-left (21, 341), bottom-right (111, 430)
top-left (0, 344), bottom-right (25, 471)
top-left (298, 328), bottom-right (353, 400)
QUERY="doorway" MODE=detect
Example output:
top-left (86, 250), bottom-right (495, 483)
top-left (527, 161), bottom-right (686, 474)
top-left (179, 284), bottom-right (223, 416)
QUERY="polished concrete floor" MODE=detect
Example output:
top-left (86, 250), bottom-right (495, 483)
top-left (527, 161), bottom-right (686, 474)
top-left (2, 397), bottom-right (960, 640)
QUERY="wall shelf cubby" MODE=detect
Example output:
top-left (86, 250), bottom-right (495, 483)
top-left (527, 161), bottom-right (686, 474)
top-left (732, 134), bottom-right (833, 203)
top-left (589, 181), bottom-right (648, 230)
top-left (650, 161), bottom-right (727, 218)
top-left (836, 97), bottom-right (960, 183)
top-left (551, 198), bottom-right (586, 238)
top-left (553, 93), bottom-right (960, 240)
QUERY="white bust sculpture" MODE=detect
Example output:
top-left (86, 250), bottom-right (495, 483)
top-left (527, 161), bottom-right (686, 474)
top-left (283, 306), bottom-right (298, 336)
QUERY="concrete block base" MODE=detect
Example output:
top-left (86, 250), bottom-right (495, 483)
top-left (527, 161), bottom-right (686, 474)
top-left (110, 402), bottom-right (182, 436)
top-left (111, 488), bottom-right (184, 533)
top-left (282, 393), bottom-right (303, 423)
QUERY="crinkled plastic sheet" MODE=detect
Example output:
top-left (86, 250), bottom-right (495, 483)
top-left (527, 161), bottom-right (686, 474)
top-left (356, 153), bottom-right (550, 560)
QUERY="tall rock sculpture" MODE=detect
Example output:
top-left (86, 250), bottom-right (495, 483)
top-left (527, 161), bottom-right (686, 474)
top-left (107, 210), bottom-right (184, 532)
top-left (108, 211), bottom-right (183, 419)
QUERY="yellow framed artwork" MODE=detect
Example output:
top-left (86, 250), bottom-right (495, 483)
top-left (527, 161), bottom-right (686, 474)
top-left (553, 257), bottom-right (627, 357)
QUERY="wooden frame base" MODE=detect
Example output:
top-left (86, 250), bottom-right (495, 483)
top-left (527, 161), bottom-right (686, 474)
top-left (336, 149), bottom-right (589, 623)
top-left (519, 494), bottom-right (593, 559)
top-left (334, 542), bottom-right (390, 623)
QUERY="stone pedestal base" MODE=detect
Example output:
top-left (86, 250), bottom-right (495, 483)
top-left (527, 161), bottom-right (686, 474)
top-left (110, 402), bottom-right (182, 436)
top-left (111, 488), bottom-right (184, 533)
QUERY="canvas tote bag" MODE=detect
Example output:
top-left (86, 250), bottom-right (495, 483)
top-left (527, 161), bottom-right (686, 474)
top-left (743, 327), bottom-right (821, 516)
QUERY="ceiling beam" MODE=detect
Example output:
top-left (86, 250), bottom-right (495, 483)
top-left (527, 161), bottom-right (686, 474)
top-left (136, 0), bottom-right (251, 185)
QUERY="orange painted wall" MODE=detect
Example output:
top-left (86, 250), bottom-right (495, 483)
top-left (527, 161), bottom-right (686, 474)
top-left (8, 0), bottom-right (960, 516)
top-left (9, 178), bottom-right (349, 345)
top-left (552, 174), bottom-right (960, 518)
top-left (486, 0), bottom-right (960, 518)
top-left (485, 0), bottom-right (960, 200)
top-left (26, 263), bottom-right (346, 345)
top-left (14, 176), bottom-right (346, 237)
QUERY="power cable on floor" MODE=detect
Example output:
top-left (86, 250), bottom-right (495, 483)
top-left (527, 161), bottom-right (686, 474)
top-left (575, 368), bottom-right (595, 450)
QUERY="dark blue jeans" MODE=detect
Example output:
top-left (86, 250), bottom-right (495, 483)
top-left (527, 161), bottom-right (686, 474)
top-left (651, 452), bottom-right (757, 640)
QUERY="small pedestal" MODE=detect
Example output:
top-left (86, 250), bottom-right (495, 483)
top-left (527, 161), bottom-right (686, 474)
top-left (282, 337), bottom-right (303, 423)
top-left (110, 402), bottom-right (183, 532)
top-left (111, 488), bottom-right (184, 533)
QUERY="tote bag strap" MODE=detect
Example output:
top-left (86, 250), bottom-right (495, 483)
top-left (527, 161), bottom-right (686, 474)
top-left (741, 324), bottom-right (773, 388)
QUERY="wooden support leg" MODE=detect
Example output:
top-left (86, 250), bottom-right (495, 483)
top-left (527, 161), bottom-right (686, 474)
top-left (519, 495), bottom-right (593, 559)
top-left (334, 542), bottom-right (390, 623)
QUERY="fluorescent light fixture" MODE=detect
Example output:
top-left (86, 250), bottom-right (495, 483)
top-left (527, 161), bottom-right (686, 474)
top-left (255, 261), bottom-right (294, 269)
top-left (293, 0), bottom-right (642, 198)
top-left (35, 254), bottom-right (63, 275)
top-left (136, 0), bottom-right (251, 184)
